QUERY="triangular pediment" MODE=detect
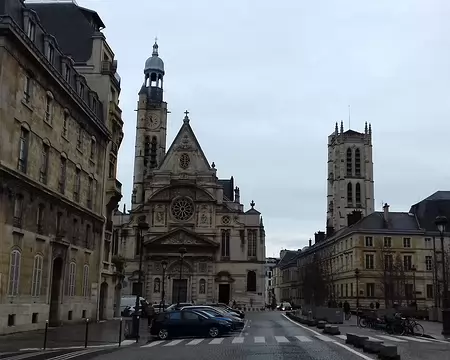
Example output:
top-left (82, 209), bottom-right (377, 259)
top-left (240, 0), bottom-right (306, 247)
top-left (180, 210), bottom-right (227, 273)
top-left (146, 228), bottom-right (219, 247)
top-left (158, 118), bottom-right (214, 174)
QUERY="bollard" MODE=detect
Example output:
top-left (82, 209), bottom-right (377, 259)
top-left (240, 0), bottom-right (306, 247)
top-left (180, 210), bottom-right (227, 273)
top-left (43, 320), bottom-right (49, 350)
top-left (84, 318), bottom-right (89, 348)
top-left (118, 318), bottom-right (123, 347)
top-left (135, 316), bottom-right (140, 343)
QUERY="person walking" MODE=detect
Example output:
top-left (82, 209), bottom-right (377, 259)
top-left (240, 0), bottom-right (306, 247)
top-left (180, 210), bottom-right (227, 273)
top-left (343, 300), bottom-right (351, 320)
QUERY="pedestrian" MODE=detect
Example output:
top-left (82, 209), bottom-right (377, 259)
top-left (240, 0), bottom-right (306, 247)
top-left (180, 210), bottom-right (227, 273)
top-left (343, 300), bottom-right (351, 320)
top-left (375, 301), bottom-right (380, 309)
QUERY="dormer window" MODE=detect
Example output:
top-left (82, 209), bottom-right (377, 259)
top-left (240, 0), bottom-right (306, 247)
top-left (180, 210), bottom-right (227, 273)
top-left (46, 44), bottom-right (55, 64)
top-left (79, 82), bottom-right (85, 98)
top-left (26, 20), bottom-right (36, 41)
top-left (64, 63), bottom-right (71, 82)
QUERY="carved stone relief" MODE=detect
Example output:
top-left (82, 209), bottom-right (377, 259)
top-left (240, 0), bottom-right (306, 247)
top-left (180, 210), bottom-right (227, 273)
top-left (170, 264), bottom-right (191, 275)
top-left (150, 190), bottom-right (171, 201)
top-left (160, 234), bottom-right (200, 245)
top-left (153, 204), bottom-right (166, 227)
top-left (176, 134), bottom-right (194, 151)
top-left (197, 204), bottom-right (211, 227)
top-left (171, 188), bottom-right (195, 199)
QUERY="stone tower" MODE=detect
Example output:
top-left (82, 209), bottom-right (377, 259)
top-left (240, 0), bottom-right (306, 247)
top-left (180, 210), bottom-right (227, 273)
top-left (132, 41), bottom-right (168, 209)
top-left (326, 121), bottom-right (374, 233)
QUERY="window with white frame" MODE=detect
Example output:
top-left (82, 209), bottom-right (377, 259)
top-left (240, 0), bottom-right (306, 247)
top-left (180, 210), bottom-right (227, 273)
top-left (424, 238), bottom-right (432, 248)
top-left (8, 250), bottom-right (21, 296)
top-left (45, 95), bottom-right (53, 123)
top-left (31, 255), bottom-right (43, 297)
top-left (82, 265), bottom-right (89, 297)
top-left (425, 256), bottom-right (433, 271)
top-left (365, 236), bottom-right (373, 247)
top-left (68, 262), bottom-right (76, 296)
top-left (403, 238), bottom-right (411, 248)
top-left (365, 254), bottom-right (374, 269)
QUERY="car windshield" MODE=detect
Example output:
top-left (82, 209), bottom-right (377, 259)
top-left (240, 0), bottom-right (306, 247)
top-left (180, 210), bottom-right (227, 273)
top-left (193, 310), bottom-right (214, 318)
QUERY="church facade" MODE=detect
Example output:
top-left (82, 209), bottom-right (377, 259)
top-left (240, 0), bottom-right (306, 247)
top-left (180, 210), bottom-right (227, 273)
top-left (112, 43), bottom-right (266, 308)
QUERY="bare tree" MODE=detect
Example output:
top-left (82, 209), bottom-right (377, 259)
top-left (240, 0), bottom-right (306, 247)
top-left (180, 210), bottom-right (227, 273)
top-left (375, 241), bottom-right (408, 306)
top-left (299, 252), bottom-right (329, 306)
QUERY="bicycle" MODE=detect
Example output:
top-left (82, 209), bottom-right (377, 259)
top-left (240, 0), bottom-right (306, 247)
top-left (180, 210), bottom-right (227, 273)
top-left (401, 317), bottom-right (425, 337)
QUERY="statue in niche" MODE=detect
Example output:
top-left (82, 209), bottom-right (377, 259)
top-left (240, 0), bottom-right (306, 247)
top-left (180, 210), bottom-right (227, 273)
top-left (198, 204), bottom-right (210, 226)
top-left (154, 205), bottom-right (165, 225)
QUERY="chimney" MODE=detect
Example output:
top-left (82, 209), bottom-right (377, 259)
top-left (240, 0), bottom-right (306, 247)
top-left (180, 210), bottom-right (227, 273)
top-left (309, 239), bottom-right (312, 247)
top-left (383, 203), bottom-right (389, 222)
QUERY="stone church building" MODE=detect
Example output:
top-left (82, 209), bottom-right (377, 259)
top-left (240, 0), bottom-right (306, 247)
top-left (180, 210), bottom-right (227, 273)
top-left (113, 42), bottom-right (266, 308)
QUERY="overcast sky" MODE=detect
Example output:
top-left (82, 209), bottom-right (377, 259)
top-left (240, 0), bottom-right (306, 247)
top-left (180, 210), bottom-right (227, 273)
top-left (77, 0), bottom-right (450, 257)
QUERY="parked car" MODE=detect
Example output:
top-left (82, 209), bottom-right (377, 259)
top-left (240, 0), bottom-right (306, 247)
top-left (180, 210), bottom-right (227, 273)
top-left (150, 310), bottom-right (232, 340)
top-left (181, 306), bottom-right (245, 330)
top-left (120, 296), bottom-right (147, 316)
top-left (153, 303), bottom-right (171, 313)
top-left (206, 303), bottom-right (245, 319)
top-left (166, 302), bottom-right (195, 311)
top-left (121, 297), bottom-right (150, 317)
top-left (277, 302), bottom-right (292, 311)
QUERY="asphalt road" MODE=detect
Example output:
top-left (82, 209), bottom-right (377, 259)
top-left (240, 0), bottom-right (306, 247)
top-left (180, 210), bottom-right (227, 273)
top-left (2, 312), bottom-right (449, 360)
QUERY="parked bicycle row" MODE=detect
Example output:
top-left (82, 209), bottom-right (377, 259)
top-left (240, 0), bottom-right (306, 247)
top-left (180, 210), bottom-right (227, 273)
top-left (358, 311), bottom-right (425, 336)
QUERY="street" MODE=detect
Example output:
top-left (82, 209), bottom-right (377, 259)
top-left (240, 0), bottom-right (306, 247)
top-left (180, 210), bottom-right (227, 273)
top-left (1, 311), bottom-right (449, 360)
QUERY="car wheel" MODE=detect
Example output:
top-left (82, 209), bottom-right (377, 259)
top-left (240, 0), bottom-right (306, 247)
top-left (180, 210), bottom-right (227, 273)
top-left (158, 329), bottom-right (169, 340)
top-left (208, 327), bottom-right (220, 338)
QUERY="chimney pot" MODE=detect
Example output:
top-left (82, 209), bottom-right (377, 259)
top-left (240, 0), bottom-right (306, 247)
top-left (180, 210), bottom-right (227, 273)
top-left (309, 239), bottom-right (312, 247)
top-left (383, 203), bottom-right (390, 222)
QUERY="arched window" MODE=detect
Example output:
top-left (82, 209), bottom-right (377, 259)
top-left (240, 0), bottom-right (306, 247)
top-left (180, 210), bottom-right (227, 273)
top-left (355, 183), bottom-right (361, 205)
top-left (346, 148), bottom-right (352, 176)
top-left (68, 262), bottom-right (76, 296)
top-left (355, 148), bottom-right (361, 176)
top-left (82, 265), bottom-right (90, 297)
top-left (144, 136), bottom-right (150, 157)
top-left (8, 250), bottom-right (21, 296)
top-left (199, 279), bottom-right (206, 294)
top-left (31, 255), bottom-right (43, 297)
top-left (247, 271), bottom-right (257, 292)
top-left (153, 278), bottom-right (161, 293)
top-left (347, 182), bottom-right (353, 206)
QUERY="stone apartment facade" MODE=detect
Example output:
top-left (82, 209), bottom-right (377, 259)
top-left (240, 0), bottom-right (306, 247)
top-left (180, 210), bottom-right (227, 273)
top-left (29, 0), bottom-right (124, 321)
top-left (113, 43), bottom-right (267, 309)
top-left (276, 195), bottom-right (450, 310)
top-left (0, 0), bottom-right (122, 334)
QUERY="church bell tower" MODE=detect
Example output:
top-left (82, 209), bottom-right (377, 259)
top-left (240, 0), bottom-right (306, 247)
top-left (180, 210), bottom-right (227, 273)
top-left (132, 40), bottom-right (168, 209)
top-left (326, 121), bottom-right (374, 233)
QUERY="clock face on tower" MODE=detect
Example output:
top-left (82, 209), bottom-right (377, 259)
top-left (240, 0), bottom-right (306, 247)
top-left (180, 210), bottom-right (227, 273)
top-left (146, 113), bottom-right (161, 130)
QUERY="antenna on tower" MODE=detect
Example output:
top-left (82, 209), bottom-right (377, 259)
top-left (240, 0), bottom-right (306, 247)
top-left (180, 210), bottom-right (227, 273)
top-left (348, 105), bottom-right (351, 129)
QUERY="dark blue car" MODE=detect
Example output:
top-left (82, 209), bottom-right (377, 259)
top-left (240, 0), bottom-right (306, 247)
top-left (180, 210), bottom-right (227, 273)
top-left (150, 310), bottom-right (232, 340)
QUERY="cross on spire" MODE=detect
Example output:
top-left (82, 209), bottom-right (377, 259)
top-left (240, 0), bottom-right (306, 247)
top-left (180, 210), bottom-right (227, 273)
top-left (155, 36), bottom-right (158, 43)
top-left (183, 110), bottom-right (190, 123)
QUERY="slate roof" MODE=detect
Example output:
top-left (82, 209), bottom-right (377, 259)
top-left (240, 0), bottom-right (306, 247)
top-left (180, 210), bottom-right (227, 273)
top-left (410, 191), bottom-right (450, 232)
top-left (343, 129), bottom-right (363, 136)
top-left (28, 2), bottom-right (105, 63)
top-left (277, 250), bottom-right (300, 269)
top-left (219, 178), bottom-right (234, 202)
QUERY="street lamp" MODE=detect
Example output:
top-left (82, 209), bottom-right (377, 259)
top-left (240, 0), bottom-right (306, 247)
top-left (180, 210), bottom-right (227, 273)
top-left (435, 215), bottom-right (449, 335)
top-left (160, 260), bottom-right (168, 312)
top-left (177, 247), bottom-right (187, 305)
top-left (411, 265), bottom-right (417, 310)
top-left (133, 221), bottom-right (149, 342)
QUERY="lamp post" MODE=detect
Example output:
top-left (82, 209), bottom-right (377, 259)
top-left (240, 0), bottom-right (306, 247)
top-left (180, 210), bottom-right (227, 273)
top-left (435, 215), bottom-right (449, 335)
top-left (133, 221), bottom-right (149, 341)
top-left (177, 247), bottom-right (187, 305)
top-left (355, 268), bottom-right (360, 325)
top-left (411, 265), bottom-right (417, 310)
top-left (161, 260), bottom-right (168, 312)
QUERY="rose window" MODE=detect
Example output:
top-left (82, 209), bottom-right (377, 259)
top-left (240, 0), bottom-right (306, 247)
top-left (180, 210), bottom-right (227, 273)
top-left (171, 197), bottom-right (194, 221)
top-left (179, 153), bottom-right (190, 169)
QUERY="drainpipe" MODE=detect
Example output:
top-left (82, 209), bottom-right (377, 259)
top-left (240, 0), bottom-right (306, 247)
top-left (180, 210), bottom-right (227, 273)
top-left (96, 139), bottom-right (110, 322)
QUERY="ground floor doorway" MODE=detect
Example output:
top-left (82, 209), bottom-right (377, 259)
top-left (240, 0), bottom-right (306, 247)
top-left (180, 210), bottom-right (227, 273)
top-left (49, 257), bottom-right (63, 326)
top-left (172, 279), bottom-right (187, 303)
top-left (218, 284), bottom-right (230, 304)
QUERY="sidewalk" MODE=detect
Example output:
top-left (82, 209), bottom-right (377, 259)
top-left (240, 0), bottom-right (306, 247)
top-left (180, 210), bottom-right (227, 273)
top-left (0, 319), bottom-right (150, 352)
top-left (342, 315), bottom-right (450, 341)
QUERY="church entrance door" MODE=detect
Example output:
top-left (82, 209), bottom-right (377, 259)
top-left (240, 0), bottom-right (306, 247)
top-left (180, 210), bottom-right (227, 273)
top-left (172, 279), bottom-right (188, 303)
top-left (218, 284), bottom-right (230, 304)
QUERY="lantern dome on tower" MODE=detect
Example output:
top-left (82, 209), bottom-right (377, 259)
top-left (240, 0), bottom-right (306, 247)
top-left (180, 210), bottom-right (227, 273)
top-left (144, 40), bottom-right (164, 74)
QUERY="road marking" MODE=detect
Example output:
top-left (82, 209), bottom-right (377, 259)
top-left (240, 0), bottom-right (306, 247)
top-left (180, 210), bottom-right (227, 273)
top-left (47, 349), bottom-right (103, 360)
top-left (120, 340), bottom-right (136, 346)
top-left (295, 336), bottom-right (312, 342)
top-left (142, 340), bottom-right (165, 347)
top-left (336, 334), bottom-right (347, 340)
top-left (239, 320), bottom-right (249, 336)
top-left (282, 314), bottom-right (373, 360)
top-left (397, 336), bottom-right (431, 343)
top-left (376, 335), bottom-right (407, 342)
top-left (275, 336), bottom-right (289, 343)
top-left (232, 337), bottom-right (245, 344)
top-left (3, 352), bottom-right (49, 360)
top-left (187, 339), bottom-right (204, 345)
top-left (315, 335), bottom-right (336, 342)
top-left (209, 338), bottom-right (224, 344)
top-left (164, 340), bottom-right (184, 346)
top-left (254, 336), bottom-right (265, 343)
